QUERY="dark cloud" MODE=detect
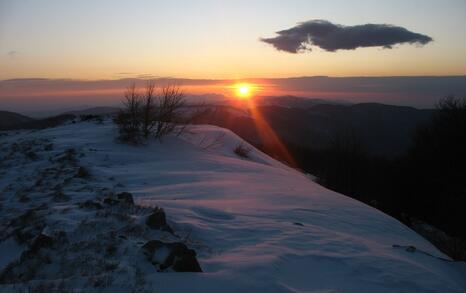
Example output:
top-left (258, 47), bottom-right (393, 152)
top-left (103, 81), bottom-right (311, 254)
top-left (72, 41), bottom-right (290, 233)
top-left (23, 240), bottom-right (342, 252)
top-left (261, 20), bottom-right (433, 53)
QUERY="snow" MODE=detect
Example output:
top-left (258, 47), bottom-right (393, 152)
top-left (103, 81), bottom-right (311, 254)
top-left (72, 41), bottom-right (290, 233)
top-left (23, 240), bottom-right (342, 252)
top-left (0, 238), bottom-right (25, 271)
top-left (1, 120), bottom-right (465, 292)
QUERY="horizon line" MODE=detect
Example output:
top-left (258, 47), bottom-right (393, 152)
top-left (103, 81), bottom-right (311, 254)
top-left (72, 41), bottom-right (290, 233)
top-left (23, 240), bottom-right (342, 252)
top-left (3, 74), bottom-right (466, 83)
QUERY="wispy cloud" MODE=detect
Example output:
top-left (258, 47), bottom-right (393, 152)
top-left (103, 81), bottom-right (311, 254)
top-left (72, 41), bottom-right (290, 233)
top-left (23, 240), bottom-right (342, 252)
top-left (261, 20), bottom-right (433, 53)
top-left (7, 50), bottom-right (18, 59)
top-left (113, 73), bottom-right (160, 79)
top-left (136, 74), bottom-right (157, 79)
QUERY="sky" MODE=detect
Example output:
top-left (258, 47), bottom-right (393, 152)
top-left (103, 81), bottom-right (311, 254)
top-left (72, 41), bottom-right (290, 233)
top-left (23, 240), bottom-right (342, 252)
top-left (2, 0), bottom-right (466, 79)
top-left (1, 0), bottom-right (466, 112)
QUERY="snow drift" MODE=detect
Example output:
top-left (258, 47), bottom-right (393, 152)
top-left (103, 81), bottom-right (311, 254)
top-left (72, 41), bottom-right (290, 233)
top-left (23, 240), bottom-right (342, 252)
top-left (0, 120), bottom-right (465, 292)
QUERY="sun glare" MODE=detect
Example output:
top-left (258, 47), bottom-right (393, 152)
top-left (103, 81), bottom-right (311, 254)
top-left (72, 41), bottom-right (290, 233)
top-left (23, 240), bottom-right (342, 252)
top-left (239, 86), bottom-right (249, 95)
top-left (235, 83), bottom-right (252, 99)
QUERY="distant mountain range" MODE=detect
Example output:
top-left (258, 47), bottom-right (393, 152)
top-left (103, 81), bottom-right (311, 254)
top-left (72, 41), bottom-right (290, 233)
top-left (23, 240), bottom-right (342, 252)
top-left (192, 101), bottom-right (433, 157)
top-left (1, 97), bottom-right (433, 156)
top-left (0, 111), bottom-right (35, 130)
top-left (64, 106), bottom-right (120, 116)
top-left (254, 95), bottom-right (351, 108)
top-left (0, 110), bottom-right (75, 131)
top-left (0, 107), bottom-right (123, 131)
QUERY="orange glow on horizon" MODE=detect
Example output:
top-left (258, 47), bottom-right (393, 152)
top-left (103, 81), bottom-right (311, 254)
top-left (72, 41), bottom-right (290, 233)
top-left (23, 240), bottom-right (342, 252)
top-left (227, 82), bottom-right (268, 100)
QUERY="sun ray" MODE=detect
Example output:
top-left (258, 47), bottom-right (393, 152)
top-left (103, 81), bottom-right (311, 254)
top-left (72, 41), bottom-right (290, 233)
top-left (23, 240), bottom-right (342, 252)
top-left (226, 84), bottom-right (296, 167)
top-left (246, 100), bottom-right (297, 167)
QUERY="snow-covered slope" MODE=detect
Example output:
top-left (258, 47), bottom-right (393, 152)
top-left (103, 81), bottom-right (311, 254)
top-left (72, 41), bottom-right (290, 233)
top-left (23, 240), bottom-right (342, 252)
top-left (0, 121), bottom-right (465, 292)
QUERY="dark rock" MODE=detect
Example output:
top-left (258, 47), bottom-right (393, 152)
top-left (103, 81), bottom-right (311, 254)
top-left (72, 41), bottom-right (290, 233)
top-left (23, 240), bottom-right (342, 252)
top-left (103, 197), bottom-right (119, 205)
top-left (142, 240), bottom-right (202, 272)
top-left (170, 244), bottom-right (202, 272)
top-left (18, 194), bottom-right (30, 203)
top-left (9, 209), bottom-right (36, 227)
top-left (14, 228), bottom-right (35, 244)
top-left (56, 230), bottom-right (68, 243)
top-left (146, 208), bottom-right (167, 228)
top-left (9, 208), bottom-right (46, 244)
top-left (16, 190), bottom-right (30, 202)
top-left (146, 207), bottom-right (173, 233)
top-left (116, 192), bottom-right (134, 205)
top-left (79, 200), bottom-right (103, 210)
top-left (106, 244), bottom-right (118, 256)
top-left (30, 234), bottom-right (54, 253)
top-left (44, 143), bottom-right (54, 151)
top-left (57, 148), bottom-right (77, 163)
top-left (76, 166), bottom-right (90, 178)
top-left (26, 151), bottom-right (38, 160)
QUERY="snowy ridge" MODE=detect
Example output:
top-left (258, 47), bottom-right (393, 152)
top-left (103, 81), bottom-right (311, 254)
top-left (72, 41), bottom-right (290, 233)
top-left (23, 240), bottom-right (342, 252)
top-left (0, 120), bottom-right (465, 292)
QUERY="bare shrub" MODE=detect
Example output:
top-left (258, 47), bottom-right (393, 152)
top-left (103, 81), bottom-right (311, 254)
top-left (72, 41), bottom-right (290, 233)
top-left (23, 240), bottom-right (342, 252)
top-left (153, 85), bottom-right (185, 139)
top-left (115, 84), bottom-right (142, 142)
top-left (234, 143), bottom-right (251, 158)
top-left (141, 82), bottom-right (156, 138)
top-left (114, 82), bottom-right (186, 142)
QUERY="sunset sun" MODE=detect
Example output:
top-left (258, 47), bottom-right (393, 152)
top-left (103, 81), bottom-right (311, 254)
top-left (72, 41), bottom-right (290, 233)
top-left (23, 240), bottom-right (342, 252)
top-left (239, 86), bottom-right (249, 95)
top-left (235, 83), bottom-right (252, 99)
